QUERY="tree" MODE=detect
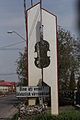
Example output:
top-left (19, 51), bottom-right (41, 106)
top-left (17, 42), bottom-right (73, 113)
top-left (58, 27), bottom-right (78, 90)
top-left (69, 70), bottom-right (76, 91)
top-left (77, 77), bottom-right (80, 92)
top-left (74, 39), bottom-right (80, 74)
top-left (16, 47), bottom-right (28, 86)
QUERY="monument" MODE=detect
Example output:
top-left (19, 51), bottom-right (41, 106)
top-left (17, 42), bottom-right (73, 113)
top-left (26, 1), bottom-right (59, 115)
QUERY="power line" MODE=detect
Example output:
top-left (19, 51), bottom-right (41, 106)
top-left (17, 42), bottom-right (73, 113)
top-left (0, 41), bottom-right (25, 48)
top-left (0, 40), bottom-right (25, 49)
top-left (0, 73), bottom-right (17, 76)
top-left (0, 48), bottom-right (24, 51)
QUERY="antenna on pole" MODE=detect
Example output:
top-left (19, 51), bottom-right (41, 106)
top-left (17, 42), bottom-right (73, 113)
top-left (24, 0), bottom-right (27, 26)
top-left (40, 0), bottom-right (42, 7)
top-left (40, 0), bottom-right (43, 38)
top-left (31, 0), bottom-right (33, 6)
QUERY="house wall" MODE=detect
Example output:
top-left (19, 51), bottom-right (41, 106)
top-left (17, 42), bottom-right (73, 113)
top-left (0, 86), bottom-right (8, 93)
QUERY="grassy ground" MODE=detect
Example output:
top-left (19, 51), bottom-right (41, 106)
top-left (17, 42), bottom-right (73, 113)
top-left (59, 105), bottom-right (78, 113)
top-left (11, 106), bottom-right (80, 120)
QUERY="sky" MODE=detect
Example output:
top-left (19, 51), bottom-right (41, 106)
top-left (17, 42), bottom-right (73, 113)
top-left (0, 0), bottom-right (78, 82)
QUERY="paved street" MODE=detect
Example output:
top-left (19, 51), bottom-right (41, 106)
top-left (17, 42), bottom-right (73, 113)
top-left (0, 94), bottom-right (18, 119)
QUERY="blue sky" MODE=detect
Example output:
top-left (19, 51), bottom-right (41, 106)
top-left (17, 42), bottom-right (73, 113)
top-left (0, 0), bottom-right (77, 82)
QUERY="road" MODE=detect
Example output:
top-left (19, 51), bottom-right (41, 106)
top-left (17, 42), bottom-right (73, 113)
top-left (0, 94), bottom-right (18, 119)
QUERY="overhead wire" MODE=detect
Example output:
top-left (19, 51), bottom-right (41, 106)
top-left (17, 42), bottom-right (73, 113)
top-left (0, 48), bottom-right (25, 51)
top-left (0, 41), bottom-right (25, 76)
top-left (0, 40), bottom-right (25, 49)
top-left (0, 1), bottom-right (27, 78)
top-left (0, 73), bottom-right (17, 76)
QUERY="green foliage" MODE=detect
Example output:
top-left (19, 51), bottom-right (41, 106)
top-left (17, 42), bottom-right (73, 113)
top-left (16, 47), bottom-right (28, 86)
top-left (77, 77), bottom-right (80, 92)
top-left (58, 27), bottom-right (79, 90)
top-left (32, 113), bottom-right (54, 120)
top-left (69, 70), bottom-right (76, 91)
top-left (26, 111), bottom-right (80, 120)
top-left (58, 111), bottom-right (80, 120)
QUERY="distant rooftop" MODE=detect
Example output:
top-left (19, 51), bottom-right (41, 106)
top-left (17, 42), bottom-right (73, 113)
top-left (0, 81), bottom-right (16, 86)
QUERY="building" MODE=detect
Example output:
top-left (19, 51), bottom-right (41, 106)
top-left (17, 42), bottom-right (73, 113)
top-left (0, 81), bottom-right (16, 93)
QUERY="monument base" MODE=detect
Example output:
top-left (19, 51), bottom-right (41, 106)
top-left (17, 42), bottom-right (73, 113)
top-left (28, 98), bottom-right (36, 106)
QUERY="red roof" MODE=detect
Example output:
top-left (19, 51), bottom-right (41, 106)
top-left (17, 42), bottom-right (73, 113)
top-left (0, 82), bottom-right (16, 87)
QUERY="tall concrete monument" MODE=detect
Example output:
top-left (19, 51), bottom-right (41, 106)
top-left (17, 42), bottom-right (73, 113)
top-left (26, 2), bottom-right (59, 115)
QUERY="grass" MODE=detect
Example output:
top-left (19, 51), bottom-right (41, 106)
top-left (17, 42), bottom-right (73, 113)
top-left (11, 106), bottom-right (80, 120)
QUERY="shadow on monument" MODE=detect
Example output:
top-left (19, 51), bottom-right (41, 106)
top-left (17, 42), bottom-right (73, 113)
top-left (35, 79), bottom-right (51, 106)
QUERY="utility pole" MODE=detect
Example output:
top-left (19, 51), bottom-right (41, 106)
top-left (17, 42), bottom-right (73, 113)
top-left (24, 0), bottom-right (28, 106)
top-left (23, 0), bottom-right (28, 92)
